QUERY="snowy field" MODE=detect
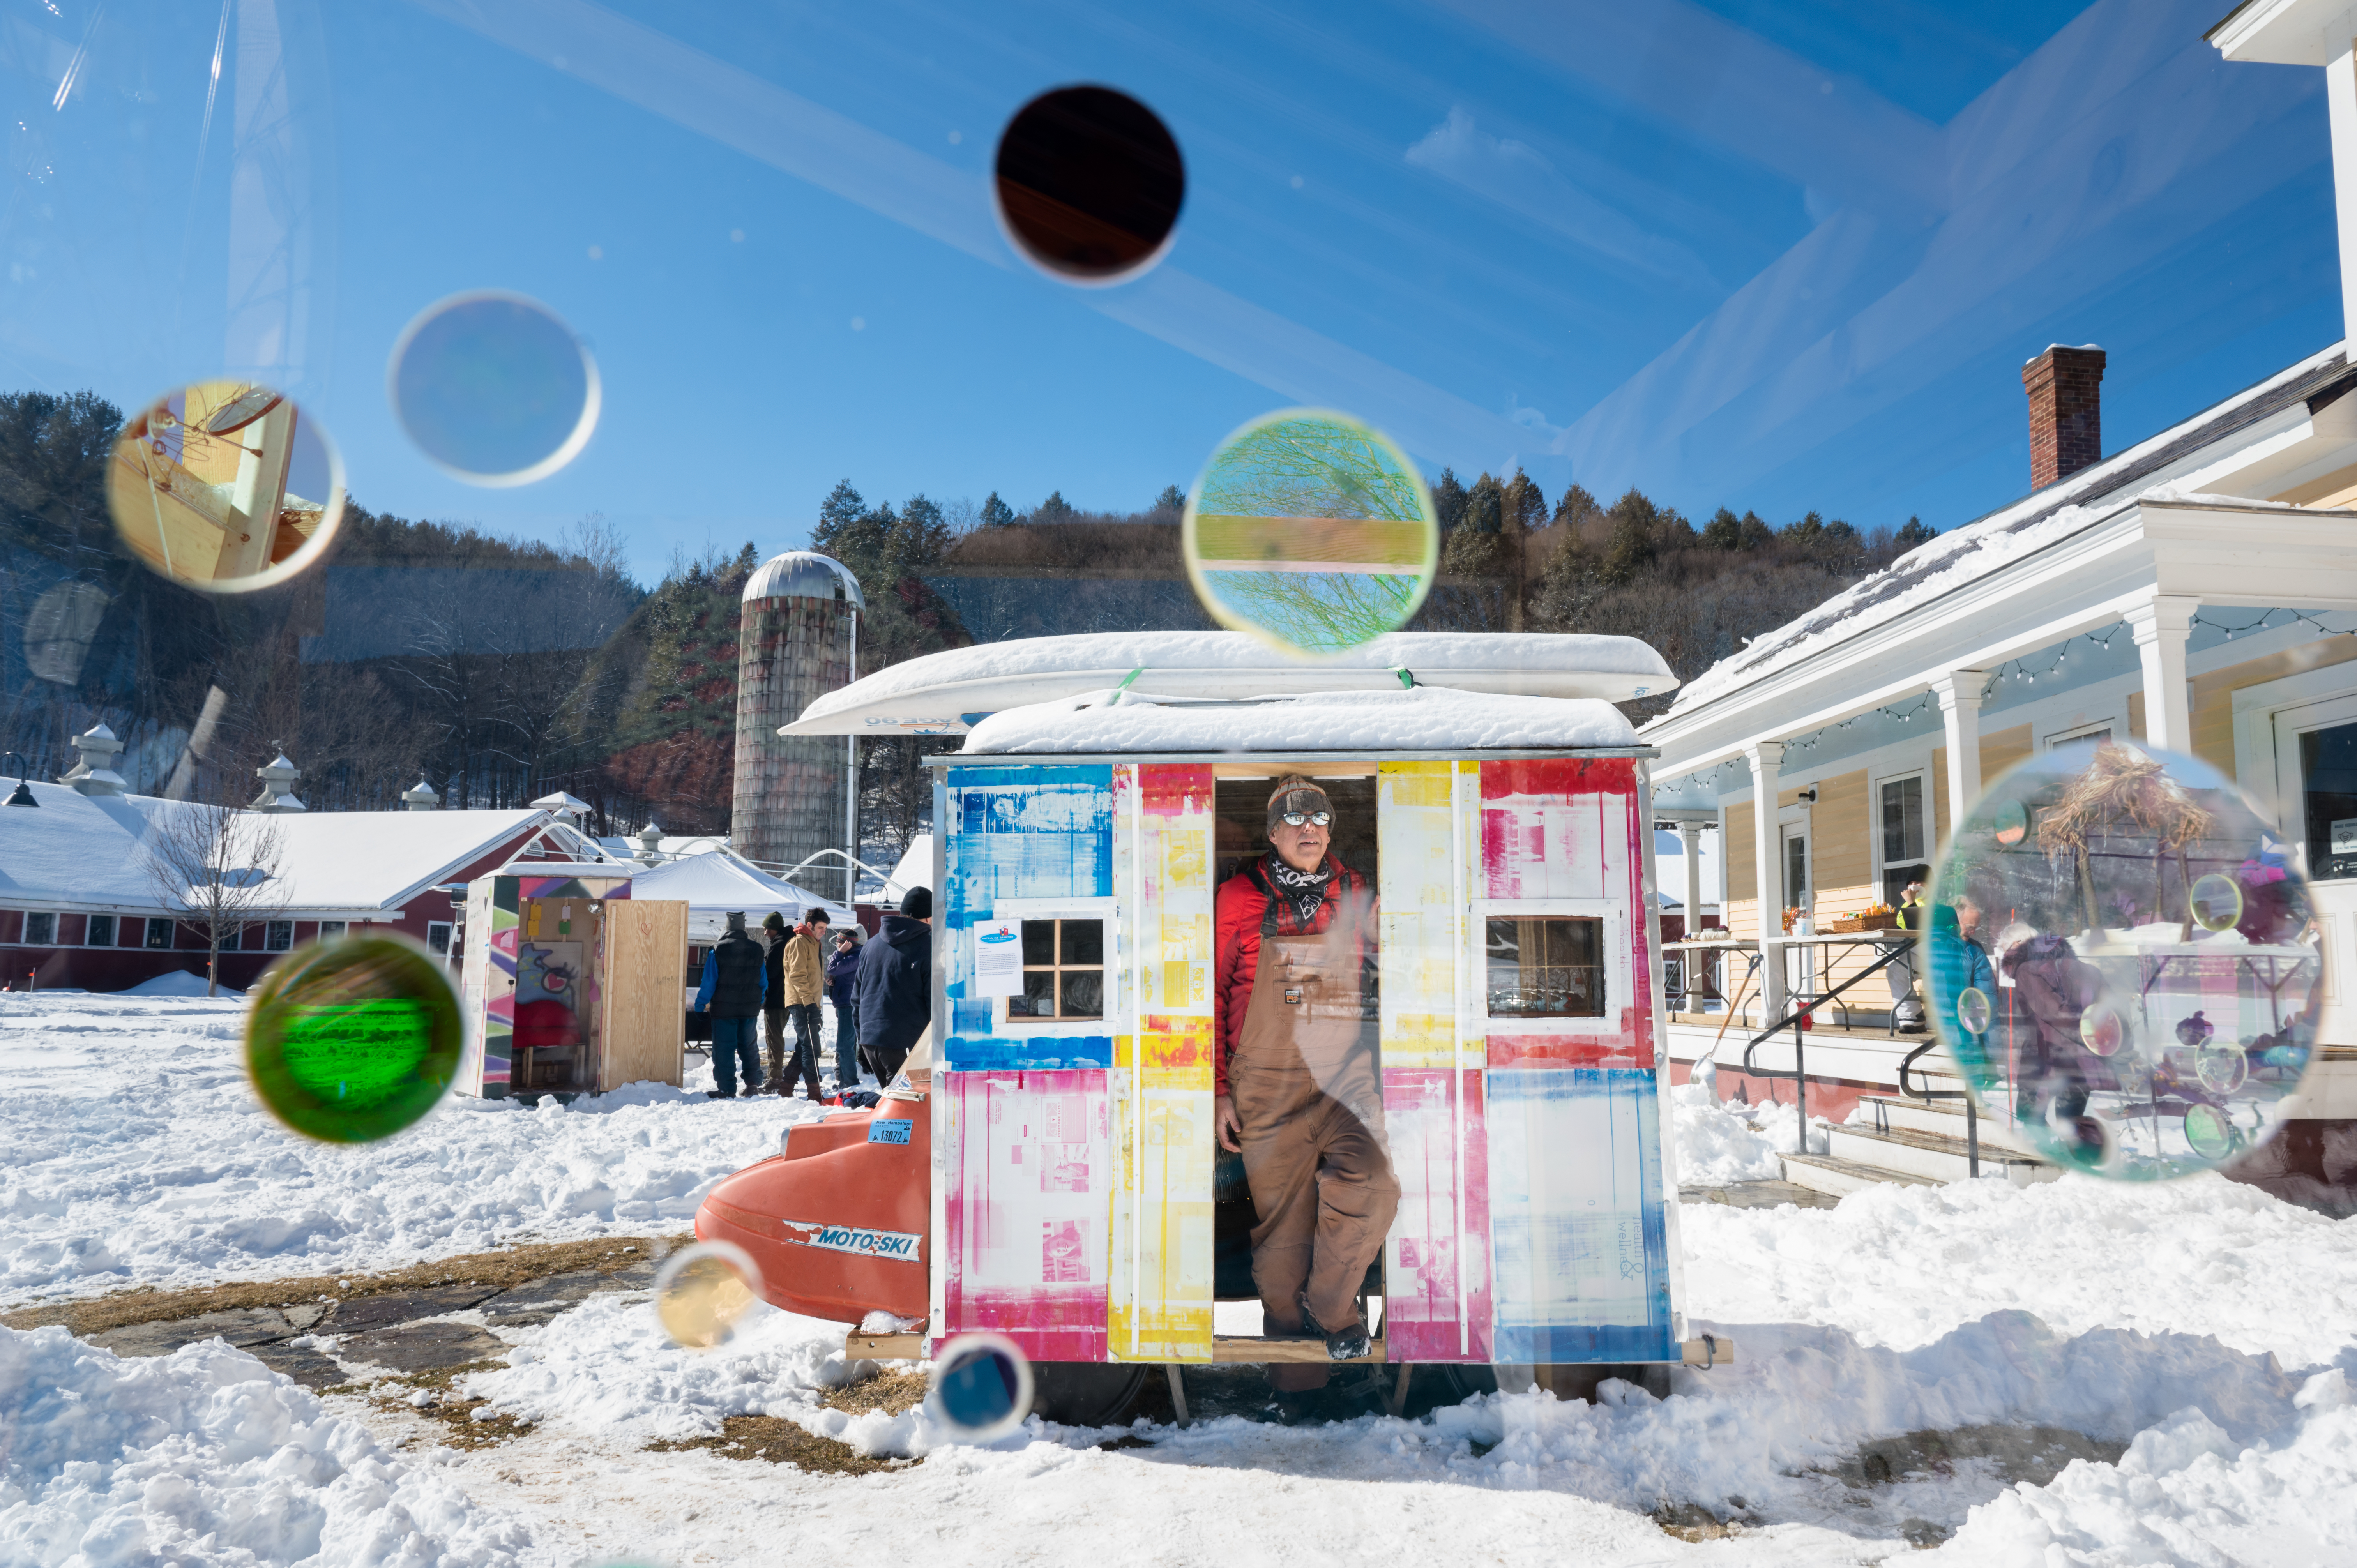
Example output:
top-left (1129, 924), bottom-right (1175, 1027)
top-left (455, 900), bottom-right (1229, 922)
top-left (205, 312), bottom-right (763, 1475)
top-left (6, 990), bottom-right (2357, 1566)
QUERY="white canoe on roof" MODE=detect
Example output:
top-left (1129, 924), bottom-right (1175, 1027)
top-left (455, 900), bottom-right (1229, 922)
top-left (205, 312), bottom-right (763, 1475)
top-left (781, 630), bottom-right (1675, 735)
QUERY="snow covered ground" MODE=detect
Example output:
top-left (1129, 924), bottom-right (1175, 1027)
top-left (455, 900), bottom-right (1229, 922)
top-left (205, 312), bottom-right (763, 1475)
top-left (7, 991), bottom-right (2357, 1565)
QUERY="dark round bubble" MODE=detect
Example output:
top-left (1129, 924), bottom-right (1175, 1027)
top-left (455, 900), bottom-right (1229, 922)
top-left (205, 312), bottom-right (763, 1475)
top-left (245, 933), bottom-right (461, 1143)
top-left (994, 85), bottom-right (1183, 284)
top-left (1182, 408), bottom-right (1440, 657)
top-left (926, 1332), bottom-right (1033, 1443)
top-left (389, 291), bottom-right (599, 485)
top-left (1924, 741), bottom-right (2320, 1179)
top-left (106, 380), bottom-right (346, 594)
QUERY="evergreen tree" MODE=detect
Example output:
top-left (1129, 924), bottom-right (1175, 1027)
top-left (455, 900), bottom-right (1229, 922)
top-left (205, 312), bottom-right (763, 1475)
top-left (1502, 470), bottom-right (1548, 535)
top-left (1032, 490), bottom-right (1076, 523)
top-left (1152, 484), bottom-right (1186, 514)
top-left (1431, 467), bottom-right (1467, 532)
top-left (1896, 514), bottom-right (1935, 549)
top-left (1461, 473), bottom-right (1504, 534)
top-left (1553, 484), bottom-right (1603, 532)
top-left (1737, 510), bottom-right (1774, 549)
top-left (1701, 507), bottom-right (1744, 550)
top-left (979, 491), bottom-right (1016, 529)
top-left (813, 480), bottom-right (866, 554)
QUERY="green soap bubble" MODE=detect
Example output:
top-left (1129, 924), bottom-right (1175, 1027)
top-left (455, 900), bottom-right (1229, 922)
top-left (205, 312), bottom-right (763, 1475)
top-left (2182, 1102), bottom-right (2237, 1161)
top-left (1182, 408), bottom-right (1439, 658)
top-left (246, 933), bottom-right (461, 1142)
top-left (1955, 986), bottom-right (1992, 1035)
top-left (2189, 872), bottom-right (2244, 932)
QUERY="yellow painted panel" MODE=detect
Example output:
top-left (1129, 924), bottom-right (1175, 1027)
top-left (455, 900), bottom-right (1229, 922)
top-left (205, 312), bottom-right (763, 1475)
top-left (1107, 1074), bottom-right (1214, 1361)
top-left (1378, 761), bottom-right (1466, 1071)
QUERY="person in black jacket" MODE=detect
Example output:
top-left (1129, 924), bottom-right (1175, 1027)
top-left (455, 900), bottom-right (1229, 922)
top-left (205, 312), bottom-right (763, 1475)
top-left (694, 911), bottom-right (768, 1099)
top-left (826, 929), bottom-right (863, 1089)
top-left (855, 886), bottom-right (932, 1083)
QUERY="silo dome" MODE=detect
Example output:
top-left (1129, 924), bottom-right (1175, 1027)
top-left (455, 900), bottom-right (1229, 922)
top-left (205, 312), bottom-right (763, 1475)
top-left (743, 551), bottom-right (865, 608)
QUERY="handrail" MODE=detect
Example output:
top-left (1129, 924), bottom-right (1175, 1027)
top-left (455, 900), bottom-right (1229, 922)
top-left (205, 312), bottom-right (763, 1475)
top-left (1739, 941), bottom-right (1911, 1154)
top-left (1898, 1038), bottom-right (1981, 1179)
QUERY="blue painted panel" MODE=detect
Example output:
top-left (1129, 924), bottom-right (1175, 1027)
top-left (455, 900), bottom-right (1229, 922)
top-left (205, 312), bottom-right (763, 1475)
top-left (950, 1035), bottom-right (1115, 1072)
top-left (1486, 1067), bottom-right (1674, 1365)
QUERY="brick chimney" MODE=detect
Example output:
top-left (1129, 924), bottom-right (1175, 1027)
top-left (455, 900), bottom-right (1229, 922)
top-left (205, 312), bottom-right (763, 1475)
top-left (2023, 344), bottom-right (2105, 489)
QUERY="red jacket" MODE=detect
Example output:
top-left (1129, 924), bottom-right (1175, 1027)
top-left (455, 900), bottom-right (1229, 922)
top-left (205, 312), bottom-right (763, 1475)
top-left (1213, 854), bottom-right (1369, 1097)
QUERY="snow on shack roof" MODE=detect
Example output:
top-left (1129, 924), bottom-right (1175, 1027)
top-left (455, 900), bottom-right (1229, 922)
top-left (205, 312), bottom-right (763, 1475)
top-left (786, 630), bottom-right (1675, 735)
top-left (956, 686), bottom-right (1640, 756)
top-left (1664, 342), bottom-right (2357, 716)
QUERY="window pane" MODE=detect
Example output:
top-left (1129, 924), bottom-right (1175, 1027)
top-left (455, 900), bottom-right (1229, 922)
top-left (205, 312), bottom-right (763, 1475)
top-left (1021, 920), bottom-right (1056, 966)
top-left (87, 914), bottom-right (114, 947)
top-left (319, 920), bottom-right (346, 939)
top-left (1882, 776), bottom-right (1924, 863)
top-left (1785, 836), bottom-right (1808, 908)
top-left (147, 919), bottom-right (171, 949)
top-left (265, 921), bottom-right (293, 952)
top-left (26, 913), bottom-right (55, 945)
top-left (1061, 969), bottom-right (1104, 1017)
top-left (1062, 919), bottom-right (1103, 965)
top-left (2302, 722), bottom-right (2357, 881)
top-left (1011, 969), bottom-right (1058, 1017)
top-left (1486, 916), bottom-right (1604, 1017)
top-left (428, 923), bottom-right (451, 955)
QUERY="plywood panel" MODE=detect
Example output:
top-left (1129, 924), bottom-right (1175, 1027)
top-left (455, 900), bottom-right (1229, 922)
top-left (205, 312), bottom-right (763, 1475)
top-left (1809, 770), bottom-right (1870, 902)
top-left (943, 1068), bottom-right (1111, 1361)
top-left (603, 899), bottom-right (687, 1090)
top-left (1108, 1019), bottom-right (1214, 1362)
top-left (1378, 761), bottom-right (1471, 1072)
top-left (1383, 1067), bottom-right (1491, 1361)
top-left (1979, 724), bottom-right (2032, 789)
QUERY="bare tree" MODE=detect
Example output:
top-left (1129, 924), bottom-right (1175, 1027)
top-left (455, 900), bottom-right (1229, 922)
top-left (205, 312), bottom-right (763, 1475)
top-left (141, 802), bottom-right (290, 995)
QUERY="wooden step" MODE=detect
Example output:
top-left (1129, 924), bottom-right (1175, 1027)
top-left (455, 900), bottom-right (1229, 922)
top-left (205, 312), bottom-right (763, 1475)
top-left (1777, 1151), bottom-right (1939, 1197)
top-left (1851, 1096), bottom-right (2042, 1157)
top-left (1824, 1123), bottom-right (2051, 1184)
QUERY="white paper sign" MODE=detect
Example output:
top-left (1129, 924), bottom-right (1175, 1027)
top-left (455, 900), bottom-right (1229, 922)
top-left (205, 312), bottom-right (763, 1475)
top-left (974, 918), bottom-right (1025, 998)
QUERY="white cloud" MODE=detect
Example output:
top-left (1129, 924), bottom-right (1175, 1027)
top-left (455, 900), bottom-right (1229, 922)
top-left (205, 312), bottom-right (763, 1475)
top-left (1405, 107), bottom-right (1719, 292)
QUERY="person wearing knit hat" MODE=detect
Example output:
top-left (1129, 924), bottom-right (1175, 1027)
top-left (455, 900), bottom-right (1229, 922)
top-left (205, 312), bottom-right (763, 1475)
top-left (1211, 775), bottom-right (1395, 1388)
top-left (855, 886), bottom-right (933, 1084)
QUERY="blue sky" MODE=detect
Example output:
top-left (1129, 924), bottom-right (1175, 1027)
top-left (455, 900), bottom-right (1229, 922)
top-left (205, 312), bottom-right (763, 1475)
top-left (1, 0), bottom-right (2339, 585)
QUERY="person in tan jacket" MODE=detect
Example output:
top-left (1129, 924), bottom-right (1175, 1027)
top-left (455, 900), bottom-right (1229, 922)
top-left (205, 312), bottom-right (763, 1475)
top-left (780, 909), bottom-right (831, 1100)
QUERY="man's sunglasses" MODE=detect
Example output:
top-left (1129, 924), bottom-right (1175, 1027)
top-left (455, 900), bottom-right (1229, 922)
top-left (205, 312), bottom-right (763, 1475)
top-left (1279, 810), bottom-right (1332, 828)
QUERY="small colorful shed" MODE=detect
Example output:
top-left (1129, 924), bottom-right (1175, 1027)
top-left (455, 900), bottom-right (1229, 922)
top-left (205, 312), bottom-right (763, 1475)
top-left (457, 864), bottom-right (689, 1099)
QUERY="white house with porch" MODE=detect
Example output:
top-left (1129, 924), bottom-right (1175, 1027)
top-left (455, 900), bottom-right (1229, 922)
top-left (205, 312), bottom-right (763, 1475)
top-left (1643, 0), bottom-right (2357, 1205)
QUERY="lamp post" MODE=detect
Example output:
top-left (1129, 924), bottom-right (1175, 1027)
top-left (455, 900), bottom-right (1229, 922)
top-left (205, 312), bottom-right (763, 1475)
top-left (4, 752), bottom-right (38, 807)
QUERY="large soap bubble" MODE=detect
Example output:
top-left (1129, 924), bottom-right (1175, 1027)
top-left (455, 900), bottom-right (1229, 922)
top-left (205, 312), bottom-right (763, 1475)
top-left (1924, 741), bottom-right (2319, 1178)
top-left (245, 933), bottom-right (462, 1142)
top-left (926, 1331), bottom-right (1034, 1443)
top-left (106, 380), bottom-right (346, 593)
top-left (388, 291), bottom-right (599, 485)
top-left (1182, 409), bottom-right (1440, 658)
top-left (654, 1241), bottom-right (764, 1349)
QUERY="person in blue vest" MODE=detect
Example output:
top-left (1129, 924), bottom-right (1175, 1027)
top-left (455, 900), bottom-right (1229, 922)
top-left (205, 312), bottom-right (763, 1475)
top-left (694, 910), bottom-right (768, 1099)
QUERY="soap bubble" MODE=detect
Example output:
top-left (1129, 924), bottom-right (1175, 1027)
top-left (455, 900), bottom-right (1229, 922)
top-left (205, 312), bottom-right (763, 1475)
top-left (654, 1241), bottom-right (763, 1349)
top-left (926, 1331), bottom-right (1033, 1443)
top-left (388, 291), bottom-right (599, 485)
top-left (245, 933), bottom-right (461, 1142)
top-left (106, 380), bottom-right (345, 593)
top-left (1924, 740), bottom-right (2320, 1179)
top-left (1182, 408), bottom-right (1440, 658)
top-left (994, 85), bottom-right (1183, 284)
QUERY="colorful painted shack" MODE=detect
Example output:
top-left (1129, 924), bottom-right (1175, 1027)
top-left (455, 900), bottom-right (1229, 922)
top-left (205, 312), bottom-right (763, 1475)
top-left (758, 632), bottom-right (1724, 1383)
top-left (457, 863), bottom-right (688, 1100)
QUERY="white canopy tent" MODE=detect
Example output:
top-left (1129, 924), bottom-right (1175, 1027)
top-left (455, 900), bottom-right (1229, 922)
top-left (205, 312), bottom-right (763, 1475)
top-left (628, 849), bottom-right (852, 942)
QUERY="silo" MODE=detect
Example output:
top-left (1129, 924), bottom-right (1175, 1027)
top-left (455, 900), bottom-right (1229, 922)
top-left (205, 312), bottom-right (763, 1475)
top-left (733, 552), bottom-right (863, 901)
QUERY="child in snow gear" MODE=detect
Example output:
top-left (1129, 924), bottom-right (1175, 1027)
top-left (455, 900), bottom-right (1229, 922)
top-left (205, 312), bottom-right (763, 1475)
top-left (695, 911), bottom-right (768, 1098)
top-left (1213, 778), bottom-right (1396, 1386)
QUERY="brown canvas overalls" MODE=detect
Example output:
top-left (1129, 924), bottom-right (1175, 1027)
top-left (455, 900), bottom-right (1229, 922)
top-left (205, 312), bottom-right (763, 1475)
top-left (1231, 888), bottom-right (1398, 1383)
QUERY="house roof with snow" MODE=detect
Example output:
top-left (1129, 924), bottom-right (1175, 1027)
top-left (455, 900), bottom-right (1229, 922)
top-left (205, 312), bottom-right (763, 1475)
top-left (0, 783), bottom-right (607, 918)
top-left (1661, 343), bottom-right (2357, 720)
top-left (955, 686), bottom-right (1641, 756)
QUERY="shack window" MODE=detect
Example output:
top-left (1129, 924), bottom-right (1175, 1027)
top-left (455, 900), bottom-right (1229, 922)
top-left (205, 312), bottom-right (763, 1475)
top-left (86, 914), bottom-right (115, 947)
top-left (427, 921), bottom-right (453, 955)
top-left (265, 920), bottom-right (294, 952)
top-left (146, 918), bottom-right (173, 949)
top-left (1486, 916), bottom-right (1604, 1018)
top-left (1009, 918), bottom-right (1105, 1020)
top-left (24, 911), bottom-right (56, 946)
top-left (318, 920), bottom-right (347, 940)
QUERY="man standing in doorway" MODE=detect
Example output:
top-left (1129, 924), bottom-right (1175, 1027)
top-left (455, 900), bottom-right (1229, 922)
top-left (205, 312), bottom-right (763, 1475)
top-left (1213, 777), bottom-right (1394, 1388)
top-left (781, 908), bottom-right (830, 1102)
top-left (694, 911), bottom-right (767, 1099)
top-left (856, 886), bottom-right (932, 1084)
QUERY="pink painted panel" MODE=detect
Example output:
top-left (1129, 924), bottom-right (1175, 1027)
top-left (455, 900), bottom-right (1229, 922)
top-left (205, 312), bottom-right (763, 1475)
top-left (1381, 1067), bottom-right (1491, 1362)
top-left (943, 1068), bottom-right (1111, 1361)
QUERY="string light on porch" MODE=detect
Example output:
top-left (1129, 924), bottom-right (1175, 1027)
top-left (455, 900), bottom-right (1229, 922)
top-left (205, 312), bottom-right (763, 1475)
top-left (2189, 607), bottom-right (2357, 641)
top-left (1979, 627), bottom-right (2131, 697)
top-left (1769, 691), bottom-right (1939, 757)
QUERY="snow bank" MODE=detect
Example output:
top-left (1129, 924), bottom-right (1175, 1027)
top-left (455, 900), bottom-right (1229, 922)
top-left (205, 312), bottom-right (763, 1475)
top-left (0, 993), bottom-right (835, 1303)
top-left (1681, 1171), bottom-right (2357, 1368)
top-left (1929, 1368), bottom-right (2357, 1564)
top-left (0, 1326), bottom-right (535, 1566)
top-left (124, 971), bottom-right (237, 998)
top-left (1668, 1080), bottom-right (1792, 1185)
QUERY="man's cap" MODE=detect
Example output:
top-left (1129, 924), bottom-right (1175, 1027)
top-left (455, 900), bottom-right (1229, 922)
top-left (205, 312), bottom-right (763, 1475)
top-left (901, 886), bottom-right (933, 919)
top-left (1267, 776), bottom-right (1333, 831)
top-left (724, 910), bottom-right (748, 930)
top-left (762, 911), bottom-right (786, 931)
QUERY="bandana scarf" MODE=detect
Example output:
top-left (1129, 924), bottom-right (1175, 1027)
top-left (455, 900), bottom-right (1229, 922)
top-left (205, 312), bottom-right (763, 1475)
top-left (1263, 854), bottom-right (1335, 927)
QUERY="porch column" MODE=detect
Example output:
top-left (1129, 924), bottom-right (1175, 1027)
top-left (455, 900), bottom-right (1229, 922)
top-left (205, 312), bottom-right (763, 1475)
top-left (1932, 672), bottom-right (1987, 844)
top-left (1678, 823), bottom-right (1703, 940)
top-left (2124, 593), bottom-right (2198, 754)
top-left (1746, 741), bottom-right (1785, 1022)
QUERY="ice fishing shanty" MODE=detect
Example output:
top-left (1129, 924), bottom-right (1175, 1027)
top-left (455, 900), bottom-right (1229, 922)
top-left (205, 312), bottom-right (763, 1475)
top-left (698, 631), bottom-right (1733, 1411)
